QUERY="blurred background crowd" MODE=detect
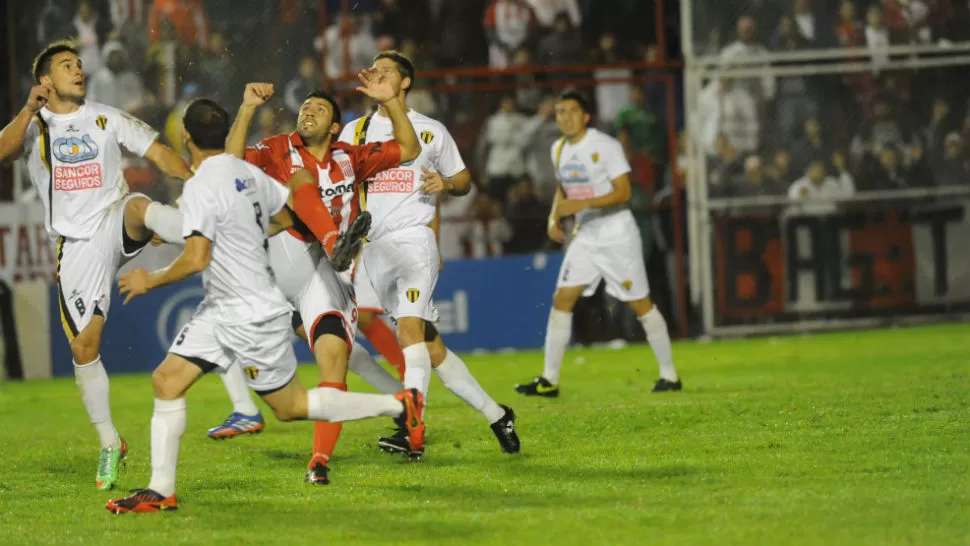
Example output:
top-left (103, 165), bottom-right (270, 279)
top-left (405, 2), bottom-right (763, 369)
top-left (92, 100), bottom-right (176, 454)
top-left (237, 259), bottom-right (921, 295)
top-left (5, 0), bottom-right (679, 265)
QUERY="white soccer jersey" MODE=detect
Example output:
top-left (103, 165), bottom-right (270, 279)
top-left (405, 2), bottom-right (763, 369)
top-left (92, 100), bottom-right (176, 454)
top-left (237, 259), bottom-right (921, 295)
top-left (180, 154), bottom-right (291, 324)
top-left (338, 109), bottom-right (466, 241)
top-left (552, 128), bottom-right (636, 243)
top-left (23, 101), bottom-right (158, 241)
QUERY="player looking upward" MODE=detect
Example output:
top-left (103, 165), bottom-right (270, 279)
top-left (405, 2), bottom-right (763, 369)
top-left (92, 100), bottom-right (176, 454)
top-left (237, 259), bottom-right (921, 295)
top-left (104, 98), bottom-right (424, 513)
top-left (339, 51), bottom-right (520, 457)
top-left (514, 89), bottom-right (681, 398)
top-left (223, 72), bottom-right (422, 484)
top-left (0, 41), bottom-right (190, 490)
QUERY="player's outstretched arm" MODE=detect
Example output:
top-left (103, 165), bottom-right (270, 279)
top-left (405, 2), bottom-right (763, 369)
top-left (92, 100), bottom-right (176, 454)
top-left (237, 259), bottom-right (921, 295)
top-left (556, 174), bottom-right (632, 218)
top-left (226, 83), bottom-right (274, 158)
top-left (119, 235), bottom-right (211, 303)
top-left (356, 69), bottom-right (420, 162)
top-left (145, 141), bottom-right (192, 180)
top-left (0, 85), bottom-right (50, 163)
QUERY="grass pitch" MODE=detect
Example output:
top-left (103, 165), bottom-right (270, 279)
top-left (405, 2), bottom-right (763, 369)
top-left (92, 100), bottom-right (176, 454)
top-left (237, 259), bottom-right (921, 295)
top-left (1, 324), bottom-right (968, 545)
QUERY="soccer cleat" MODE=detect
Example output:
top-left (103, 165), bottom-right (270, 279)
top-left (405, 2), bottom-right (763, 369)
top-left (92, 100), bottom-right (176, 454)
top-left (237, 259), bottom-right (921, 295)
top-left (514, 377), bottom-right (559, 398)
top-left (207, 412), bottom-right (265, 440)
top-left (330, 211), bottom-right (372, 272)
top-left (489, 405), bottom-right (520, 454)
top-left (96, 437), bottom-right (128, 490)
top-left (105, 488), bottom-right (178, 514)
top-left (305, 459), bottom-right (330, 485)
top-left (394, 388), bottom-right (426, 458)
top-left (377, 415), bottom-right (412, 455)
top-left (652, 378), bottom-right (683, 392)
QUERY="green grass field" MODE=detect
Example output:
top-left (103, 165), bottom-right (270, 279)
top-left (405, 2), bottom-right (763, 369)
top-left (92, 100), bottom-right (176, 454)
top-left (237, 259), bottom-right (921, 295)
top-left (1, 324), bottom-right (968, 545)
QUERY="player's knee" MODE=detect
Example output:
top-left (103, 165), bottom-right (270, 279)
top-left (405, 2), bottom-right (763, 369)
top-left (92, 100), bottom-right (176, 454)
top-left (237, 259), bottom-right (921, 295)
top-left (69, 337), bottom-right (99, 365)
top-left (396, 317), bottom-right (424, 346)
top-left (151, 367), bottom-right (180, 399)
top-left (270, 395), bottom-right (306, 422)
top-left (552, 289), bottom-right (581, 312)
top-left (629, 297), bottom-right (654, 316)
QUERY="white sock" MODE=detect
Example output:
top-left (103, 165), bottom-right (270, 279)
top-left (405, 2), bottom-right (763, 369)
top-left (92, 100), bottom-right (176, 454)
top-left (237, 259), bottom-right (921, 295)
top-left (542, 309), bottom-right (572, 384)
top-left (144, 202), bottom-right (184, 244)
top-left (306, 387), bottom-right (403, 422)
top-left (434, 350), bottom-right (505, 423)
top-left (147, 398), bottom-right (186, 498)
top-left (402, 342), bottom-right (432, 397)
top-left (349, 342), bottom-right (403, 394)
top-left (639, 307), bottom-right (678, 381)
top-left (220, 363), bottom-right (260, 416)
top-left (74, 357), bottom-right (119, 449)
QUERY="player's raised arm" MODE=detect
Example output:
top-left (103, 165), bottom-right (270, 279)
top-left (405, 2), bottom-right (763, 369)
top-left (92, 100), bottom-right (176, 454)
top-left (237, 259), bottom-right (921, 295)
top-left (226, 83), bottom-right (274, 158)
top-left (356, 69), bottom-right (420, 163)
top-left (0, 85), bottom-right (50, 163)
top-left (144, 141), bottom-right (192, 180)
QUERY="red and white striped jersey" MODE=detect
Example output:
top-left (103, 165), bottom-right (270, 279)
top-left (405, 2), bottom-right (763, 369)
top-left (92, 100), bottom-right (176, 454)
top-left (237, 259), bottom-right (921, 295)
top-left (245, 131), bottom-right (402, 239)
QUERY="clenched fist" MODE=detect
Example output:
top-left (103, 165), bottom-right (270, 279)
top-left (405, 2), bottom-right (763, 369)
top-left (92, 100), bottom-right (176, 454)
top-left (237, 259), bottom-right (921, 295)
top-left (25, 85), bottom-right (50, 113)
top-left (243, 83), bottom-right (274, 107)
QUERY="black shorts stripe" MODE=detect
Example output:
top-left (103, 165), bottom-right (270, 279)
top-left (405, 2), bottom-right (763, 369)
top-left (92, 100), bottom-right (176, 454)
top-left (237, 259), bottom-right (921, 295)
top-left (172, 353), bottom-right (219, 374)
top-left (55, 238), bottom-right (80, 340)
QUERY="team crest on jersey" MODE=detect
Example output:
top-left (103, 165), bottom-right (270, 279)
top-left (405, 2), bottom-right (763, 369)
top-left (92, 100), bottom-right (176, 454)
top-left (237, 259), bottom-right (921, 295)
top-left (420, 131), bottom-right (434, 144)
top-left (406, 288), bottom-right (420, 303)
top-left (95, 115), bottom-right (108, 130)
top-left (621, 280), bottom-right (632, 291)
top-left (244, 366), bottom-right (259, 380)
top-left (592, 152), bottom-right (600, 163)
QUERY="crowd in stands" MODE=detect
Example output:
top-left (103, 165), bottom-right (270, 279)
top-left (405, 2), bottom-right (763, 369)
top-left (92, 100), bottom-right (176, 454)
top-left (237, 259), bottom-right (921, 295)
top-left (11, 0), bottom-right (675, 260)
top-left (693, 0), bottom-right (970, 203)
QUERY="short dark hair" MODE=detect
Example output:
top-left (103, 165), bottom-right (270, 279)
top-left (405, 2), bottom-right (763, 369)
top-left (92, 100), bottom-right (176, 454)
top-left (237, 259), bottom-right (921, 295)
top-left (374, 50), bottom-right (415, 95)
top-left (303, 89), bottom-right (342, 125)
top-left (33, 40), bottom-right (80, 82)
top-left (182, 98), bottom-right (230, 150)
top-left (557, 88), bottom-right (592, 114)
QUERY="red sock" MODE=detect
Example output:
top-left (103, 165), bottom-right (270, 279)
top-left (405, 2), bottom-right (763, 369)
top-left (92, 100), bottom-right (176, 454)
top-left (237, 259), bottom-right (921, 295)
top-left (293, 184), bottom-right (339, 255)
top-left (361, 317), bottom-right (405, 380)
top-left (310, 381), bottom-right (346, 467)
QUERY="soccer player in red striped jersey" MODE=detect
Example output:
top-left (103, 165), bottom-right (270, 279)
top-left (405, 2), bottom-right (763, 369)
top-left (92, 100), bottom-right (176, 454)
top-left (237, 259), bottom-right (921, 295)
top-left (221, 71), bottom-right (422, 485)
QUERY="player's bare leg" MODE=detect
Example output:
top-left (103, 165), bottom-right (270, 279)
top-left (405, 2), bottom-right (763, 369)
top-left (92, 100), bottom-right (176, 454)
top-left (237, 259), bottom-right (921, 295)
top-left (69, 314), bottom-right (128, 490)
top-left (627, 296), bottom-right (681, 392)
top-left (105, 353), bottom-right (206, 513)
top-left (426, 325), bottom-right (519, 454)
top-left (306, 318), bottom-right (352, 485)
top-left (107, 354), bottom-right (424, 513)
top-left (358, 310), bottom-right (405, 379)
top-left (515, 284), bottom-right (586, 398)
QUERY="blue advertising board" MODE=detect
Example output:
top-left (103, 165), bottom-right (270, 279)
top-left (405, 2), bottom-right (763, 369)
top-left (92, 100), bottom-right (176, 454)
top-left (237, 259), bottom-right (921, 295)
top-left (49, 253), bottom-right (563, 377)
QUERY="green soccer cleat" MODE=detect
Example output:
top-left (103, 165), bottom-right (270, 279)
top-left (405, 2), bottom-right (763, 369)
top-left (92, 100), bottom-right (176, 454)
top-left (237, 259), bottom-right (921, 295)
top-left (96, 437), bottom-right (128, 490)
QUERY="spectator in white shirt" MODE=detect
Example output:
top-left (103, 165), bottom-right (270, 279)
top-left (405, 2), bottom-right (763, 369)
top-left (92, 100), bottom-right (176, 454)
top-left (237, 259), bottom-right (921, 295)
top-left (865, 5), bottom-right (891, 75)
top-left (316, 15), bottom-right (378, 79)
top-left (484, 0), bottom-right (538, 69)
top-left (479, 95), bottom-right (530, 204)
top-left (788, 158), bottom-right (855, 214)
top-left (696, 77), bottom-right (760, 156)
top-left (88, 40), bottom-right (146, 112)
top-left (720, 16), bottom-right (775, 102)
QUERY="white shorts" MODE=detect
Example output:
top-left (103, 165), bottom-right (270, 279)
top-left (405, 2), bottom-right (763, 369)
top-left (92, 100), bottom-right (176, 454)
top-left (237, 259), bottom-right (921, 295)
top-left (269, 230), bottom-right (322, 307)
top-left (55, 193), bottom-right (149, 341)
top-left (558, 234), bottom-right (650, 302)
top-left (360, 226), bottom-right (439, 322)
top-left (353, 258), bottom-right (383, 314)
top-left (297, 259), bottom-right (358, 348)
top-left (170, 306), bottom-right (297, 393)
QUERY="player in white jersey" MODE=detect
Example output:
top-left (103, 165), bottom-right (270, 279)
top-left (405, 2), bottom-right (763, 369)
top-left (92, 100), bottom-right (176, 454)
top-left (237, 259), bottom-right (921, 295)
top-left (104, 99), bottom-right (424, 514)
top-left (339, 51), bottom-right (520, 457)
top-left (514, 89), bottom-right (681, 397)
top-left (0, 41), bottom-right (189, 490)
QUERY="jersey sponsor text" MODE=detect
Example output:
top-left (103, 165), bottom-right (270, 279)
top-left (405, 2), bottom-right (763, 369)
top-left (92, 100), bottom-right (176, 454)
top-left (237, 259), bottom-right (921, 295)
top-left (54, 163), bottom-right (104, 191)
top-left (369, 168), bottom-right (415, 193)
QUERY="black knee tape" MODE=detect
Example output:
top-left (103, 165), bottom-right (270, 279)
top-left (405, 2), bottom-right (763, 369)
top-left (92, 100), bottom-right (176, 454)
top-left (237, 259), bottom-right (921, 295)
top-left (424, 322), bottom-right (439, 343)
top-left (311, 315), bottom-right (346, 346)
top-left (291, 311), bottom-right (304, 333)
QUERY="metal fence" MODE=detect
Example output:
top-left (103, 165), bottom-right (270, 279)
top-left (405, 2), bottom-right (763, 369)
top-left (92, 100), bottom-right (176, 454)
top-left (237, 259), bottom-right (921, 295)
top-left (682, 0), bottom-right (970, 335)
